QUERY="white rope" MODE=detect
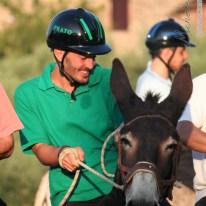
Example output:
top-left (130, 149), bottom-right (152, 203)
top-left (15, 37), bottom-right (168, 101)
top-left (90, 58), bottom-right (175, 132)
top-left (101, 124), bottom-right (123, 177)
top-left (59, 125), bottom-right (124, 206)
top-left (58, 161), bottom-right (124, 206)
top-left (58, 169), bottom-right (81, 206)
top-left (79, 161), bottom-right (124, 190)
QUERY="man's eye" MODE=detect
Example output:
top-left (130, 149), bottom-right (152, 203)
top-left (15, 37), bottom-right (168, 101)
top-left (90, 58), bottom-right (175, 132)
top-left (91, 55), bottom-right (96, 60)
top-left (81, 55), bottom-right (96, 60)
top-left (80, 56), bottom-right (87, 60)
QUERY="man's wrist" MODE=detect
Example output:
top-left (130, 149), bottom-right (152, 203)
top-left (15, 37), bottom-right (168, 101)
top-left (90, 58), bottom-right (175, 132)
top-left (58, 146), bottom-right (70, 157)
top-left (58, 146), bottom-right (71, 168)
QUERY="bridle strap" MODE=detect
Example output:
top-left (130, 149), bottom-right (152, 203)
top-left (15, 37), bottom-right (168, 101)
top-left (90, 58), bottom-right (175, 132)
top-left (53, 51), bottom-right (79, 100)
top-left (157, 47), bottom-right (177, 80)
top-left (124, 114), bottom-right (175, 129)
top-left (124, 162), bottom-right (158, 185)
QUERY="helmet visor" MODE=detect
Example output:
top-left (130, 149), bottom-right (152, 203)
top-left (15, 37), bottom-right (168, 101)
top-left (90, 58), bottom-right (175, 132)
top-left (69, 43), bottom-right (112, 55)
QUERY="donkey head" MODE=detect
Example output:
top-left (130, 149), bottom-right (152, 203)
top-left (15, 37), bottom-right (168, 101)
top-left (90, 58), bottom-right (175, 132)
top-left (110, 58), bottom-right (192, 206)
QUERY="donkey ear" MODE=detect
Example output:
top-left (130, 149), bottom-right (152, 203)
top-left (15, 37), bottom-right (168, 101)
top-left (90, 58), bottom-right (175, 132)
top-left (169, 63), bottom-right (192, 104)
top-left (110, 58), bottom-right (144, 122)
top-left (159, 63), bottom-right (193, 125)
top-left (110, 58), bottom-right (134, 103)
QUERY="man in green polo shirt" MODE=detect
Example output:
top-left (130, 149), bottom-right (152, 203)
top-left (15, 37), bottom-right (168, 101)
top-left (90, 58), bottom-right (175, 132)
top-left (14, 8), bottom-right (123, 206)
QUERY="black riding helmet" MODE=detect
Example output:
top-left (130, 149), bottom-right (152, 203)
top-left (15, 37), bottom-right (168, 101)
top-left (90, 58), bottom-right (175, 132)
top-left (145, 19), bottom-right (195, 79)
top-left (46, 8), bottom-right (111, 55)
top-left (145, 18), bottom-right (196, 53)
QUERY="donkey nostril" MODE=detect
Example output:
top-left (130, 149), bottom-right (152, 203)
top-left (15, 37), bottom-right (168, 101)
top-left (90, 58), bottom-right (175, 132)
top-left (127, 201), bottom-right (133, 206)
top-left (123, 171), bottom-right (128, 176)
top-left (127, 199), bottom-right (157, 206)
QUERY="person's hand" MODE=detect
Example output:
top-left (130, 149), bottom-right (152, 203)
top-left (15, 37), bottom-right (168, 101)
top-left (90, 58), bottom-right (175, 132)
top-left (58, 147), bottom-right (84, 172)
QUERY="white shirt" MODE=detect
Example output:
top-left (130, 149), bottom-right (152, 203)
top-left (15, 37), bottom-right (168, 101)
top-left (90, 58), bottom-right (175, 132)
top-left (179, 74), bottom-right (206, 202)
top-left (135, 61), bottom-right (172, 102)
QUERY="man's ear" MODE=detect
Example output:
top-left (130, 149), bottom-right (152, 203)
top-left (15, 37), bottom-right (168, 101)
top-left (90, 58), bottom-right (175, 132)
top-left (160, 48), bottom-right (174, 60)
top-left (53, 49), bottom-right (65, 62)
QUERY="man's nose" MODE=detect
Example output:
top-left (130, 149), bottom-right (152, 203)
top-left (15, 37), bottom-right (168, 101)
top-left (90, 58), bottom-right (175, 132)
top-left (84, 57), bottom-right (95, 69)
top-left (184, 50), bottom-right (188, 60)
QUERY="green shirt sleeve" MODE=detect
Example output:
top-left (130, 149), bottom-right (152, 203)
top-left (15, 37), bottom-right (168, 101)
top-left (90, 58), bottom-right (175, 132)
top-left (14, 83), bottom-right (50, 154)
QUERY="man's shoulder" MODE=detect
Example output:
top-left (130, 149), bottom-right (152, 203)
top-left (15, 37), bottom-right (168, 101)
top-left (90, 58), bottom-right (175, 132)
top-left (15, 76), bottom-right (40, 96)
top-left (138, 71), bottom-right (164, 86)
top-left (15, 62), bottom-right (55, 95)
top-left (17, 76), bottom-right (40, 88)
top-left (91, 64), bottom-right (111, 83)
top-left (94, 64), bottom-right (111, 75)
top-left (193, 73), bottom-right (206, 84)
top-left (189, 73), bottom-right (206, 100)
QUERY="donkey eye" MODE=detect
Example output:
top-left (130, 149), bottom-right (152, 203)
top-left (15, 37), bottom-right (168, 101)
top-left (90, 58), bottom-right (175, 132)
top-left (120, 137), bottom-right (131, 147)
top-left (166, 143), bottom-right (177, 151)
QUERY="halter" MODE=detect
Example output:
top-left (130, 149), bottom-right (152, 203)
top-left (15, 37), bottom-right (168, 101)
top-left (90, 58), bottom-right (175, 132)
top-left (117, 114), bottom-right (180, 202)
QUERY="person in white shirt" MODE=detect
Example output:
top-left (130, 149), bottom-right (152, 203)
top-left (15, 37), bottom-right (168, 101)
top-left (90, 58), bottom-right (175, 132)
top-left (135, 18), bottom-right (195, 102)
top-left (178, 74), bottom-right (206, 206)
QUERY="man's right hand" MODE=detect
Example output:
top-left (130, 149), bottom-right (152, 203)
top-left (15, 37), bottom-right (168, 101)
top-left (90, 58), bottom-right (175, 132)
top-left (58, 147), bottom-right (84, 172)
top-left (32, 143), bottom-right (84, 171)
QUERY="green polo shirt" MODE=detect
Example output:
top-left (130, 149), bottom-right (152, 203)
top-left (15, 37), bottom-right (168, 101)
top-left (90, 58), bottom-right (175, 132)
top-left (14, 62), bottom-right (123, 206)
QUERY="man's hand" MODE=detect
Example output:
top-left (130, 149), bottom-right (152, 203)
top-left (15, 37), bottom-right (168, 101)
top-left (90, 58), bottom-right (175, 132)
top-left (0, 135), bottom-right (14, 159)
top-left (58, 147), bottom-right (84, 172)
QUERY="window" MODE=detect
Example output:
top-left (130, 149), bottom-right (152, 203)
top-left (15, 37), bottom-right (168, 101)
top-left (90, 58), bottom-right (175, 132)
top-left (112, 0), bottom-right (128, 30)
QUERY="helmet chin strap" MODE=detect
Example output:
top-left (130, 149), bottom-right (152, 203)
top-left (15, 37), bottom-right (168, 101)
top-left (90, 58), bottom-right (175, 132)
top-left (157, 48), bottom-right (177, 80)
top-left (53, 51), bottom-right (78, 100)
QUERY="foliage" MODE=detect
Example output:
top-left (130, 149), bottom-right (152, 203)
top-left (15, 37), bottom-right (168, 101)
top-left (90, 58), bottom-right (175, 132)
top-left (0, 44), bottom-right (52, 99)
top-left (0, 137), bottom-right (47, 206)
top-left (0, 0), bottom-right (49, 57)
top-left (0, 0), bottom-right (101, 57)
top-left (188, 32), bottom-right (206, 77)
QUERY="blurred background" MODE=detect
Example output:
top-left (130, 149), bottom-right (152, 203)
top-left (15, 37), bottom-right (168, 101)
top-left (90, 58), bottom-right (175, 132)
top-left (0, 0), bottom-right (205, 205)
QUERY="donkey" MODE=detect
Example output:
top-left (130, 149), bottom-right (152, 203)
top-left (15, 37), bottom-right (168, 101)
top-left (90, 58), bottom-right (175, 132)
top-left (98, 58), bottom-right (193, 206)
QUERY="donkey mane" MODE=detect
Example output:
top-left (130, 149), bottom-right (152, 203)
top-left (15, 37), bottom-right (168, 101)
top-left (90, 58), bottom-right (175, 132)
top-left (144, 92), bottom-right (160, 105)
top-left (138, 92), bottom-right (162, 116)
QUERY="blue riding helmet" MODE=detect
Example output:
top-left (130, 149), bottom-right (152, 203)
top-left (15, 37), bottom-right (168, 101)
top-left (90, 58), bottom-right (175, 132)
top-left (145, 18), bottom-right (196, 51)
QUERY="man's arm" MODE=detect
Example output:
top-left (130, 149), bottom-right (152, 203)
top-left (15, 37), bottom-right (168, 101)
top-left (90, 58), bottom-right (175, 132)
top-left (0, 135), bottom-right (14, 159)
top-left (32, 143), bottom-right (84, 172)
top-left (177, 121), bottom-right (206, 153)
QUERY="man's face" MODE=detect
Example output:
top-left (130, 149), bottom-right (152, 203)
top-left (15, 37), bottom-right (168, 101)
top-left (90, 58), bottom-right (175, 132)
top-left (168, 47), bottom-right (188, 72)
top-left (63, 52), bottom-right (96, 84)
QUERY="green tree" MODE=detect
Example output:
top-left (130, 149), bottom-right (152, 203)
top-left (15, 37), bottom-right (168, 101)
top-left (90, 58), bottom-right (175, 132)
top-left (0, 0), bottom-right (101, 57)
